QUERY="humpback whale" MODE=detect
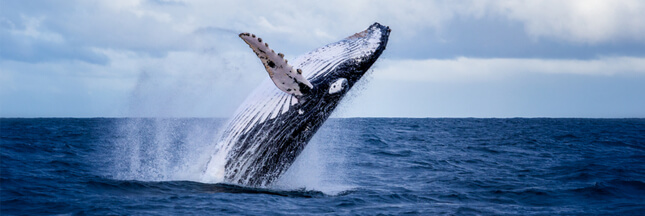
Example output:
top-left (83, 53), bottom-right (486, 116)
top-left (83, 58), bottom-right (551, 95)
top-left (204, 23), bottom-right (390, 187)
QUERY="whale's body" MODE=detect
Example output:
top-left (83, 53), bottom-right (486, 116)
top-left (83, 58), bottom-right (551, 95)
top-left (206, 23), bottom-right (390, 187)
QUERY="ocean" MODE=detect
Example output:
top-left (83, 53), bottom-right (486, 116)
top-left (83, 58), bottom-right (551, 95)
top-left (1, 118), bottom-right (644, 215)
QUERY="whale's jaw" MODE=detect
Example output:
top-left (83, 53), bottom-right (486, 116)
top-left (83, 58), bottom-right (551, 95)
top-left (208, 23), bottom-right (390, 187)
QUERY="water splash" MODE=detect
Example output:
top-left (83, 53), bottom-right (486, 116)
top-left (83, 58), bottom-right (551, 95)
top-left (272, 120), bottom-right (356, 195)
top-left (108, 117), bottom-right (354, 195)
top-left (110, 118), bottom-right (223, 182)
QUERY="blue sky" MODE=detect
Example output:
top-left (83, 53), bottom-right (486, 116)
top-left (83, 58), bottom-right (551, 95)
top-left (1, 0), bottom-right (644, 118)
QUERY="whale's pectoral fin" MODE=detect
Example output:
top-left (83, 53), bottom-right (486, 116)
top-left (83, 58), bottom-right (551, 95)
top-left (239, 33), bottom-right (314, 96)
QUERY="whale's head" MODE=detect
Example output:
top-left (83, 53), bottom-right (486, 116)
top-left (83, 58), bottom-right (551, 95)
top-left (293, 22), bottom-right (390, 99)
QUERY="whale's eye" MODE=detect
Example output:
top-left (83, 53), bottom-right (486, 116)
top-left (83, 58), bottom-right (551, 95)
top-left (328, 78), bottom-right (348, 94)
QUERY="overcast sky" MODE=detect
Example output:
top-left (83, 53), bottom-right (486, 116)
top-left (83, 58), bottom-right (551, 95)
top-left (1, 0), bottom-right (644, 118)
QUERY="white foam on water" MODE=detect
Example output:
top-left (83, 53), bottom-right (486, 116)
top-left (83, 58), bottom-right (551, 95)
top-left (109, 116), bottom-right (356, 196)
top-left (110, 118), bottom-right (224, 183)
top-left (109, 111), bottom-right (358, 195)
top-left (271, 124), bottom-right (356, 195)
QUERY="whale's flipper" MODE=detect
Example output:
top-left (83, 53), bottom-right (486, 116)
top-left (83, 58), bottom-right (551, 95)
top-left (239, 33), bottom-right (314, 96)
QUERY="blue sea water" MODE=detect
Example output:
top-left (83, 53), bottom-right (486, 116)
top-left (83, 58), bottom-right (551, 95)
top-left (1, 118), bottom-right (644, 215)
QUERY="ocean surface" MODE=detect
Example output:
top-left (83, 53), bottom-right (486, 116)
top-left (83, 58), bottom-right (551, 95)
top-left (1, 118), bottom-right (644, 215)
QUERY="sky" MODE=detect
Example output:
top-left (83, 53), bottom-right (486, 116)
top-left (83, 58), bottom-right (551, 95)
top-left (1, 0), bottom-right (644, 118)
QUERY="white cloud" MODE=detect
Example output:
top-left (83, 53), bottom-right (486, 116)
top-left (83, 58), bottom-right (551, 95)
top-left (488, 0), bottom-right (645, 43)
top-left (2, 0), bottom-right (645, 117)
top-left (375, 57), bottom-right (645, 83)
top-left (3, 0), bottom-right (642, 64)
top-left (8, 16), bottom-right (64, 43)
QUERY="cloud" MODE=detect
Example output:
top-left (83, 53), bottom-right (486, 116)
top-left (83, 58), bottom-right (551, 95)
top-left (0, 15), bottom-right (109, 64)
top-left (0, 0), bottom-right (193, 64)
top-left (3, 0), bottom-right (644, 65)
top-left (2, 0), bottom-right (645, 117)
top-left (0, 47), bottom-right (265, 117)
top-left (375, 57), bottom-right (645, 82)
top-left (487, 0), bottom-right (645, 43)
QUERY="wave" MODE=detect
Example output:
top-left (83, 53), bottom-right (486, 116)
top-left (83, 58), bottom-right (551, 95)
top-left (86, 178), bottom-right (328, 198)
top-left (570, 179), bottom-right (645, 199)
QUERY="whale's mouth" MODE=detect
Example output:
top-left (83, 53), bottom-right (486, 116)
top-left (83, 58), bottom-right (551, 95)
top-left (349, 22), bottom-right (390, 69)
top-left (346, 22), bottom-right (390, 48)
top-left (343, 23), bottom-right (390, 60)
